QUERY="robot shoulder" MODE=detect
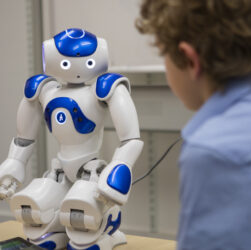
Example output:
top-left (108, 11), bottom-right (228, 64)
top-left (95, 73), bottom-right (131, 101)
top-left (24, 74), bottom-right (55, 101)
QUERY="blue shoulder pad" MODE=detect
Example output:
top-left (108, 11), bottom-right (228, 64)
top-left (54, 28), bottom-right (98, 57)
top-left (96, 73), bottom-right (130, 101)
top-left (24, 74), bottom-right (53, 100)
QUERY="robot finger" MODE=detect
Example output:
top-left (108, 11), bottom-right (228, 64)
top-left (0, 177), bottom-right (17, 199)
top-left (1, 177), bottom-right (12, 188)
top-left (0, 186), bottom-right (8, 200)
top-left (7, 181), bottom-right (17, 197)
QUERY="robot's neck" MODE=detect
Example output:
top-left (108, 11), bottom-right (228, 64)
top-left (66, 82), bottom-right (85, 88)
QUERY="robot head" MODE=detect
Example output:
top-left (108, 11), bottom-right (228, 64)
top-left (42, 28), bottom-right (109, 84)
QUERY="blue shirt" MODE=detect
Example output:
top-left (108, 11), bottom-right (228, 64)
top-left (178, 77), bottom-right (251, 250)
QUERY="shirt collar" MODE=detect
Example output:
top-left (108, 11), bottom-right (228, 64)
top-left (182, 76), bottom-right (251, 140)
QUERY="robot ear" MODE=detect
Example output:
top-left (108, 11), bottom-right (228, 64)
top-left (42, 39), bottom-right (57, 77)
top-left (98, 38), bottom-right (108, 52)
top-left (97, 38), bottom-right (109, 63)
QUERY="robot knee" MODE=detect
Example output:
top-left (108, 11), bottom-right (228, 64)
top-left (60, 179), bottom-right (104, 231)
top-left (10, 178), bottom-right (70, 225)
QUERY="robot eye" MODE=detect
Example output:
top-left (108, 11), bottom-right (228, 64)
top-left (86, 59), bottom-right (96, 69)
top-left (60, 60), bottom-right (71, 70)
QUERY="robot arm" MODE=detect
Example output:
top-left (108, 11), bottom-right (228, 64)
top-left (97, 74), bottom-right (144, 205)
top-left (0, 75), bottom-right (52, 199)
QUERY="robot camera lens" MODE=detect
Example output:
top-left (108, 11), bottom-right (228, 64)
top-left (86, 59), bottom-right (96, 69)
top-left (60, 60), bottom-right (71, 70)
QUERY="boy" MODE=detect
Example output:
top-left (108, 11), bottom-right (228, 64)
top-left (137, 1), bottom-right (251, 249)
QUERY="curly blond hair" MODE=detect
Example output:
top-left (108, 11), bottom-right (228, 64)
top-left (136, 0), bottom-right (251, 84)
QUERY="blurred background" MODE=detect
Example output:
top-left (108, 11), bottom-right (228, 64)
top-left (0, 0), bottom-right (193, 240)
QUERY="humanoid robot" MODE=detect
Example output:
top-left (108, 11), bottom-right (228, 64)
top-left (0, 28), bottom-right (143, 250)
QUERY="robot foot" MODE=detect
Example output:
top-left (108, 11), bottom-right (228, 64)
top-left (29, 232), bottom-right (69, 250)
top-left (67, 230), bottom-right (127, 250)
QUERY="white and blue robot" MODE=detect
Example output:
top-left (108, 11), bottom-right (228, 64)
top-left (0, 28), bottom-right (143, 250)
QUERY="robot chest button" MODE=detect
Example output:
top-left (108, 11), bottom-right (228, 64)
top-left (55, 111), bottom-right (67, 124)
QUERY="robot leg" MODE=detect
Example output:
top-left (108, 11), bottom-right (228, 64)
top-left (10, 159), bottom-right (71, 249)
top-left (60, 159), bottom-right (126, 250)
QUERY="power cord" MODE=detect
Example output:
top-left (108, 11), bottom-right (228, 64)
top-left (132, 137), bottom-right (182, 186)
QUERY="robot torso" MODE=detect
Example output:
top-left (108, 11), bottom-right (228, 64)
top-left (39, 80), bottom-right (106, 159)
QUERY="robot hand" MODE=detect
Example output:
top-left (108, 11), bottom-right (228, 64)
top-left (0, 158), bottom-right (24, 200)
top-left (0, 177), bottom-right (18, 200)
top-left (0, 138), bottom-right (34, 200)
top-left (98, 160), bottom-right (132, 206)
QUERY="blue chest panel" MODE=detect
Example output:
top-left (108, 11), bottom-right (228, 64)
top-left (107, 164), bottom-right (131, 194)
top-left (96, 73), bottom-right (123, 98)
top-left (25, 74), bottom-right (49, 99)
top-left (54, 28), bottom-right (97, 57)
top-left (44, 97), bottom-right (96, 134)
top-left (104, 211), bottom-right (122, 236)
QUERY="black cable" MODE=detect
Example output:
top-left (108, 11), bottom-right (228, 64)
top-left (132, 137), bottom-right (182, 186)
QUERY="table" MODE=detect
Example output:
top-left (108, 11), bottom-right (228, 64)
top-left (0, 221), bottom-right (176, 250)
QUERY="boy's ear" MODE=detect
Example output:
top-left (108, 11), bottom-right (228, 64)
top-left (179, 42), bottom-right (201, 79)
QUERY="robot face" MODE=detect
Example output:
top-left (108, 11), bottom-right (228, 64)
top-left (42, 28), bottom-right (109, 84)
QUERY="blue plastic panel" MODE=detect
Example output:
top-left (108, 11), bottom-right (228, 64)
top-left (107, 164), bottom-right (131, 194)
top-left (25, 74), bottom-right (50, 99)
top-left (44, 97), bottom-right (96, 134)
top-left (96, 73), bottom-right (123, 99)
top-left (54, 28), bottom-right (97, 57)
top-left (104, 211), bottom-right (122, 235)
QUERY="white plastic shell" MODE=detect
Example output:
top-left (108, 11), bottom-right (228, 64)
top-left (107, 84), bottom-right (140, 141)
top-left (112, 139), bottom-right (144, 168)
top-left (17, 98), bottom-right (43, 140)
top-left (10, 178), bottom-right (70, 224)
top-left (8, 138), bottom-right (34, 164)
top-left (0, 139), bottom-right (35, 183)
top-left (43, 38), bottom-right (109, 84)
top-left (60, 180), bottom-right (103, 230)
top-left (23, 210), bottom-right (66, 241)
top-left (0, 159), bottom-right (25, 184)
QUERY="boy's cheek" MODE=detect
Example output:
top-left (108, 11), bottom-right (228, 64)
top-left (164, 54), bottom-right (202, 111)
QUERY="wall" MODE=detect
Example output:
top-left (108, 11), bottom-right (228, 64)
top-left (0, 0), bottom-right (45, 222)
